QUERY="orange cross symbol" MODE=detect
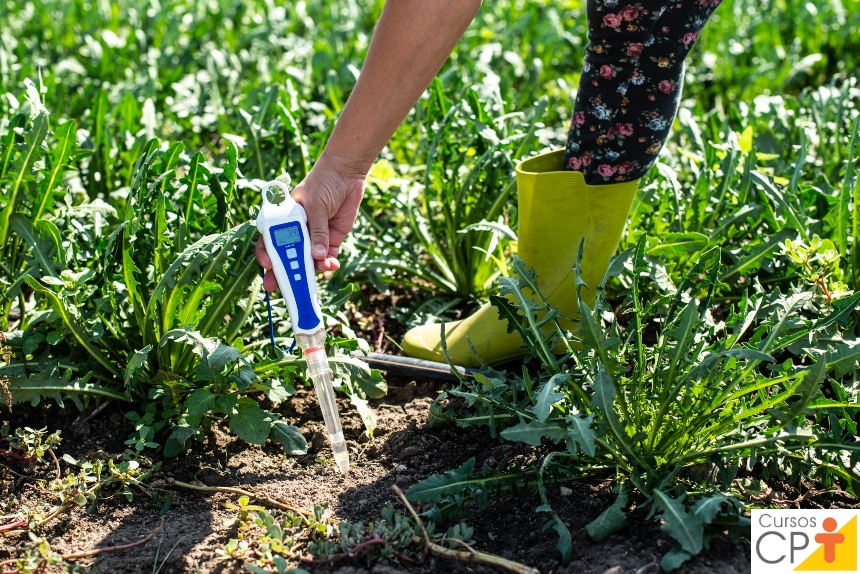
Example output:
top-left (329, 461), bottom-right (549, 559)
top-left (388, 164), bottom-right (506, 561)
top-left (815, 518), bottom-right (846, 563)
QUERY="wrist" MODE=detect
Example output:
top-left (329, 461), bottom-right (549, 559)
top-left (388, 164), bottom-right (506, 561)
top-left (317, 148), bottom-right (373, 181)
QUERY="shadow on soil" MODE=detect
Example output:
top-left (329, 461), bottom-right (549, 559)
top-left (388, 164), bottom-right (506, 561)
top-left (2, 372), bottom-right (754, 574)
top-left (330, 382), bottom-right (753, 574)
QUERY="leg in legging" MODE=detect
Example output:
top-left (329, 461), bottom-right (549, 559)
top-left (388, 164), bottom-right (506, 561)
top-left (563, 0), bottom-right (723, 183)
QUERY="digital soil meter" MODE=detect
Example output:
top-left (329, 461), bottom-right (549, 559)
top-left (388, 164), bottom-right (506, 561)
top-left (256, 180), bottom-right (323, 335)
top-left (256, 179), bottom-right (349, 473)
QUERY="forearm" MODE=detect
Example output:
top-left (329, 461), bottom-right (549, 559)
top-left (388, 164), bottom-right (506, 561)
top-left (322, 0), bottom-right (482, 175)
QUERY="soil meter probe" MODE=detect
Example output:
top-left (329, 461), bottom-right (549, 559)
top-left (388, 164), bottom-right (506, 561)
top-left (256, 179), bottom-right (349, 474)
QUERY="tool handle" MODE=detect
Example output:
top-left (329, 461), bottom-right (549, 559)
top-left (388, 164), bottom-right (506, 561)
top-left (257, 182), bottom-right (323, 335)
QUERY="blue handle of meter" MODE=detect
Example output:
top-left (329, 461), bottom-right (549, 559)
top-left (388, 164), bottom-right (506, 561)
top-left (268, 222), bottom-right (322, 331)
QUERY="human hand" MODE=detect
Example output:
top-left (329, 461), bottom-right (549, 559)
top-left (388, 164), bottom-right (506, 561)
top-left (255, 153), bottom-right (366, 291)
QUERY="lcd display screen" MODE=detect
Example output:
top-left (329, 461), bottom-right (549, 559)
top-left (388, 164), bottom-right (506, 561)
top-left (274, 226), bottom-right (301, 246)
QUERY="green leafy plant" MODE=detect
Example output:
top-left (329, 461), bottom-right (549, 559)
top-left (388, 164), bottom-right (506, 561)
top-left (0, 533), bottom-right (85, 574)
top-left (215, 498), bottom-right (324, 574)
top-left (347, 81), bottom-right (544, 298)
top-left (417, 246), bottom-right (860, 569)
top-left (0, 450), bottom-right (167, 537)
top-left (0, 103), bottom-right (81, 331)
top-left (782, 234), bottom-right (853, 302)
top-left (0, 95), bottom-right (385, 457)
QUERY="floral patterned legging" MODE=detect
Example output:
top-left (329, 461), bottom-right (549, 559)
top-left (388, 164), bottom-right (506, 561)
top-left (562, 0), bottom-right (723, 183)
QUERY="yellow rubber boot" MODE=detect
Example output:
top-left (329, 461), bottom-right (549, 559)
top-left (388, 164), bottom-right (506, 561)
top-left (401, 149), bottom-right (640, 367)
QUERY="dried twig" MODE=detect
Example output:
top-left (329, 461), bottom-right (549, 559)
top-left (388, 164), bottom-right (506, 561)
top-left (83, 399), bottom-right (114, 423)
top-left (170, 479), bottom-right (310, 518)
top-left (391, 485), bottom-right (540, 574)
top-left (47, 449), bottom-right (61, 480)
top-left (62, 518), bottom-right (164, 559)
top-left (0, 519), bottom-right (164, 569)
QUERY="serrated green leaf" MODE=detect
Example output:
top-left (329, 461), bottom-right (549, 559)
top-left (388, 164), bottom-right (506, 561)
top-left (207, 343), bottom-right (243, 371)
top-left (499, 420), bottom-right (567, 446)
top-left (566, 413), bottom-right (596, 457)
top-left (322, 284), bottom-right (354, 314)
top-left (159, 329), bottom-right (243, 372)
top-left (534, 374), bottom-right (568, 422)
top-left (654, 491), bottom-right (703, 555)
top-left (490, 294), bottom-right (528, 340)
top-left (692, 493), bottom-right (730, 526)
top-left (0, 113), bottom-right (49, 244)
top-left (125, 345), bottom-right (152, 387)
top-left (722, 228), bottom-right (795, 280)
top-left (428, 397), bottom-right (455, 427)
top-left (824, 343), bottom-right (860, 378)
top-left (777, 355), bottom-right (825, 425)
top-left (549, 515), bottom-right (572, 563)
top-left (10, 213), bottom-right (59, 278)
top-left (24, 275), bottom-right (121, 378)
top-left (261, 379), bottom-right (294, 404)
top-left (406, 458), bottom-right (475, 502)
top-left (577, 300), bottom-right (606, 358)
top-left (33, 119), bottom-right (76, 221)
top-left (2, 367), bottom-right (126, 408)
top-left (646, 232), bottom-right (709, 259)
top-left (813, 293), bottom-right (860, 330)
top-left (329, 355), bottom-right (387, 399)
top-left (752, 172), bottom-right (808, 240)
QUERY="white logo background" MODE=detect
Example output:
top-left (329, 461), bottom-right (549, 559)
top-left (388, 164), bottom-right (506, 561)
top-left (752, 509), bottom-right (859, 573)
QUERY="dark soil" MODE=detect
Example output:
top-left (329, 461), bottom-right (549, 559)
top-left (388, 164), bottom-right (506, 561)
top-left (0, 290), bottom-right (850, 574)
top-left (1, 372), bottom-right (757, 574)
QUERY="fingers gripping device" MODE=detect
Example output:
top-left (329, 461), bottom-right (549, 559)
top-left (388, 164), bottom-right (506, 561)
top-left (256, 180), bottom-right (349, 473)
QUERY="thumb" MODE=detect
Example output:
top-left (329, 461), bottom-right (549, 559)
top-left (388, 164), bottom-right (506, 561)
top-left (305, 199), bottom-right (329, 262)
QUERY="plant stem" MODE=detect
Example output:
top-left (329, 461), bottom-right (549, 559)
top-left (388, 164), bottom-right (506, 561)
top-left (0, 519), bottom-right (163, 567)
top-left (392, 485), bottom-right (539, 574)
top-left (48, 449), bottom-right (61, 480)
top-left (17, 291), bottom-right (26, 330)
top-left (0, 449), bottom-right (26, 461)
top-left (63, 519), bottom-right (164, 559)
top-left (0, 520), bottom-right (26, 532)
top-left (312, 534), bottom-right (416, 564)
top-left (170, 479), bottom-right (310, 519)
top-left (803, 256), bottom-right (833, 304)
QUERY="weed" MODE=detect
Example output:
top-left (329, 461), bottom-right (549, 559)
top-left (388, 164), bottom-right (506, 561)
top-left (418, 247), bottom-right (860, 569)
